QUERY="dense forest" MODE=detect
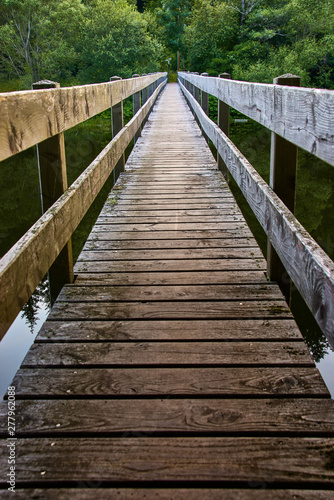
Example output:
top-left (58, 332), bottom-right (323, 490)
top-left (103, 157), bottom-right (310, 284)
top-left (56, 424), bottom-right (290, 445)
top-left (0, 0), bottom-right (333, 90)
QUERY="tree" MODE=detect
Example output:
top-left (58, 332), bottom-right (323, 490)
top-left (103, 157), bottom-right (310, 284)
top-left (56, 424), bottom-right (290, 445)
top-left (184, 0), bottom-right (238, 73)
top-left (227, 0), bottom-right (263, 26)
top-left (77, 0), bottom-right (163, 82)
top-left (0, 0), bottom-right (85, 86)
top-left (156, 0), bottom-right (192, 66)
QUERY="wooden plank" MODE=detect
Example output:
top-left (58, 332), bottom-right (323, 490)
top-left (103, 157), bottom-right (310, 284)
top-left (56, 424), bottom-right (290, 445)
top-left (74, 259), bottom-right (266, 273)
top-left (179, 79), bottom-right (334, 347)
top-left (1, 398), bottom-right (333, 436)
top-left (101, 209), bottom-right (242, 217)
top-left (21, 341), bottom-right (312, 367)
top-left (74, 271), bottom-right (269, 285)
top-left (96, 215), bottom-right (245, 223)
top-left (0, 73), bottom-right (166, 161)
top-left (77, 248), bottom-right (264, 261)
top-left (83, 238), bottom-right (257, 250)
top-left (90, 223), bottom-right (252, 232)
top-left (89, 229), bottom-right (255, 240)
top-left (117, 193), bottom-right (230, 200)
top-left (179, 72), bottom-right (334, 166)
top-left (58, 284), bottom-right (281, 302)
top-left (10, 367), bottom-right (329, 397)
top-left (36, 319), bottom-right (304, 342)
top-left (1, 437), bottom-right (334, 483)
top-left (0, 80), bottom-right (166, 340)
top-left (0, 489), bottom-right (332, 500)
top-left (48, 300), bottom-right (291, 321)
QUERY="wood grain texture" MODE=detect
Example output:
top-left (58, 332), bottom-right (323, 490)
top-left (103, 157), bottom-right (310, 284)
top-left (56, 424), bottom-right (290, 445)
top-left (74, 270), bottom-right (268, 285)
top-left (0, 490), bottom-right (332, 500)
top-left (10, 367), bottom-right (329, 397)
top-left (0, 80), bottom-right (167, 339)
top-left (179, 78), bottom-right (334, 347)
top-left (48, 300), bottom-right (290, 321)
top-left (1, 437), bottom-right (334, 484)
top-left (0, 73), bottom-right (167, 161)
top-left (179, 72), bottom-right (334, 166)
top-left (21, 341), bottom-right (311, 367)
top-left (77, 247), bottom-right (263, 261)
top-left (1, 398), bottom-right (333, 436)
top-left (58, 283), bottom-right (282, 301)
top-left (36, 319), bottom-right (303, 342)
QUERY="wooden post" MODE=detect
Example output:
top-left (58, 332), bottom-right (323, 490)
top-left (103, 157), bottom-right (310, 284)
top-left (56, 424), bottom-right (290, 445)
top-left (217, 73), bottom-right (231, 181)
top-left (267, 73), bottom-right (301, 303)
top-left (110, 76), bottom-right (125, 183)
top-left (32, 80), bottom-right (74, 300)
top-left (201, 72), bottom-right (209, 142)
top-left (132, 74), bottom-right (141, 143)
top-left (193, 72), bottom-right (200, 103)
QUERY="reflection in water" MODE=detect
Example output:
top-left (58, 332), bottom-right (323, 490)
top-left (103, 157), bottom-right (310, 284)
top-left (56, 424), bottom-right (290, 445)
top-left (0, 281), bottom-right (50, 398)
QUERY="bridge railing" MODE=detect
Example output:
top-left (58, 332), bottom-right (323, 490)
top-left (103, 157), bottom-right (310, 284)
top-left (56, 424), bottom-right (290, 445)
top-left (178, 71), bottom-right (334, 347)
top-left (0, 72), bottom-right (167, 339)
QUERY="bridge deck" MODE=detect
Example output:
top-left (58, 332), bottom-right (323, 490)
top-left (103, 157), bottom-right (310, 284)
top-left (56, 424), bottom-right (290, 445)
top-left (1, 83), bottom-right (334, 497)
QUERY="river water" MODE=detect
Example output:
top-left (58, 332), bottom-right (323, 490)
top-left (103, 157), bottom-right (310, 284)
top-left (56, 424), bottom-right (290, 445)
top-left (0, 107), bottom-right (333, 398)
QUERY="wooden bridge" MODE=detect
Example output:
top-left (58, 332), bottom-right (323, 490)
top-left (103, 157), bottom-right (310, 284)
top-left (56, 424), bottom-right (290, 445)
top-left (0, 72), bottom-right (334, 497)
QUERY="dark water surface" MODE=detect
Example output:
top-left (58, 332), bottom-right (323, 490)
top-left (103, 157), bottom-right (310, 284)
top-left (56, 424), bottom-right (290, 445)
top-left (1, 112), bottom-right (333, 398)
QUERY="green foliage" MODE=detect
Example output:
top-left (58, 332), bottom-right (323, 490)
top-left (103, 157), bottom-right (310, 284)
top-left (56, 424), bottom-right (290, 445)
top-left (77, 0), bottom-right (163, 82)
top-left (0, 0), bottom-right (84, 86)
top-left (184, 0), bottom-right (238, 72)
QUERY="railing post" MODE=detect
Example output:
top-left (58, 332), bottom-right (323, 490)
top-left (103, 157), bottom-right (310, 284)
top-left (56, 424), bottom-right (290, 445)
top-left (217, 73), bottom-right (231, 181)
top-left (32, 80), bottom-right (74, 299)
top-left (132, 74), bottom-right (141, 143)
top-left (267, 73), bottom-right (301, 303)
top-left (141, 74), bottom-right (148, 105)
top-left (201, 72), bottom-right (209, 142)
top-left (110, 76), bottom-right (125, 183)
top-left (193, 72), bottom-right (200, 103)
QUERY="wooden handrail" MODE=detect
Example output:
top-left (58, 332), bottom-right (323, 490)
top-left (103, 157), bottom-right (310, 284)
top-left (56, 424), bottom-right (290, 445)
top-left (179, 77), bottom-right (334, 348)
top-left (178, 72), bottom-right (334, 167)
top-left (0, 77), bottom-right (167, 339)
top-left (0, 73), bottom-right (167, 162)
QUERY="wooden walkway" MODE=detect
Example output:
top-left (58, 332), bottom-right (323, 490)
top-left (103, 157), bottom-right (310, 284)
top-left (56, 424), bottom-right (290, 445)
top-left (1, 82), bottom-right (334, 497)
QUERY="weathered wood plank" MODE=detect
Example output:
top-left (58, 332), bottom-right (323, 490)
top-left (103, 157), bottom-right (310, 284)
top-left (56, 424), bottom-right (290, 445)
top-left (58, 284), bottom-right (281, 302)
top-left (77, 248), bottom-right (263, 261)
top-left (0, 73), bottom-right (166, 161)
top-left (48, 300), bottom-right (290, 321)
top-left (10, 367), bottom-right (329, 397)
top-left (0, 489), bottom-right (332, 500)
top-left (1, 437), bottom-right (334, 483)
top-left (179, 72), bottom-right (334, 166)
top-left (89, 229), bottom-right (254, 240)
top-left (83, 238), bottom-right (258, 250)
top-left (0, 80), bottom-right (166, 339)
top-left (92, 223), bottom-right (247, 232)
top-left (36, 319), bottom-right (303, 342)
top-left (74, 259), bottom-right (265, 274)
top-left (179, 79), bottom-right (334, 347)
top-left (1, 398), bottom-right (333, 436)
top-left (74, 270), bottom-right (269, 285)
top-left (22, 341), bottom-right (311, 367)
top-left (96, 215), bottom-right (245, 223)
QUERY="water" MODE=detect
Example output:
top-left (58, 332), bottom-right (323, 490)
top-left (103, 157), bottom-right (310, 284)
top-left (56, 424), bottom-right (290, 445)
top-left (0, 284), bottom-right (50, 398)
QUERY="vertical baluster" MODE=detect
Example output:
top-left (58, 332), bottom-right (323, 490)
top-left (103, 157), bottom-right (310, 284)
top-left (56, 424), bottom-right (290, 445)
top-left (132, 74), bottom-right (141, 143)
top-left (201, 72), bottom-right (209, 143)
top-left (217, 73), bottom-right (231, 181)
top-left (267, 73), bottom-right (301, 303)
top-left (32, 80), bottom-right (74, 301)
top-left (110, 76), bottom-right (125, 183)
